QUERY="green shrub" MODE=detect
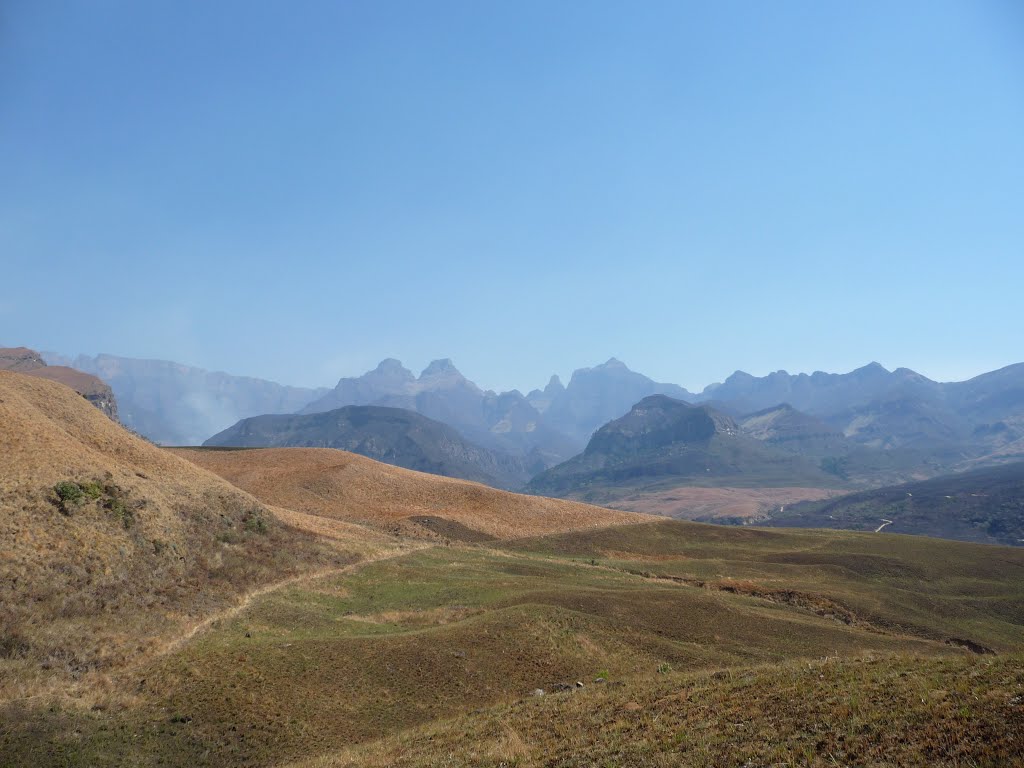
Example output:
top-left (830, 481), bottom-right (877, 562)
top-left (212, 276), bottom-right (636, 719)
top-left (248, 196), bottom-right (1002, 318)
top-left (105, 496), bottom-right (134, 529)
top-left (244, 510), bottom-right (269, 535)
top-left (53, 481), bottom-right (84, 512)
top-left (80, 481), bottom-right (104, 500)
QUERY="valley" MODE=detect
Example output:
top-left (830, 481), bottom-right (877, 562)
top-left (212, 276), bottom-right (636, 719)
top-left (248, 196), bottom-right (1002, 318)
top-left (2, 364), bottom-right (1023, 766)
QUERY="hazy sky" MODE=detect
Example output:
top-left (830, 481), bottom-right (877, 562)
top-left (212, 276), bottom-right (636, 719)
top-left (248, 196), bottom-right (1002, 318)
top-left (2, 1), bottom-right (1022, 392)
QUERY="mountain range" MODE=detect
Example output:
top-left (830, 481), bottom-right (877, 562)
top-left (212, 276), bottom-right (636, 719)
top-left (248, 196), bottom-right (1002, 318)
top-left (40, 350), bottom-right (1024, 497)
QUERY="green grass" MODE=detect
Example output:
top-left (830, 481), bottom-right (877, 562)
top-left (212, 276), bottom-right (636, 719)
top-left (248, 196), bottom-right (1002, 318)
top-left (3, 521), bottom-right (1023, 767)
top-left (307, 652), bottom-right (1024, 768)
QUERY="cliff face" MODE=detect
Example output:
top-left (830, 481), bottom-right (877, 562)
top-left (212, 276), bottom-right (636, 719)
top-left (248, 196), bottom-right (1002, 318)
top-left (0, 347), bottom-right (119, 422)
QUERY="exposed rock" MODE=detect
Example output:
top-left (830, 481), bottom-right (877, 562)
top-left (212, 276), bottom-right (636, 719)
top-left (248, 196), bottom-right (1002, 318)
top-left (0, 347), bottom-right (119, 421)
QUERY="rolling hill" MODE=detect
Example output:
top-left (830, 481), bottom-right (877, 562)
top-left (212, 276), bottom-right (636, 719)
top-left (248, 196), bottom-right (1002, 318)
top-left (5, 366), bottom-right (1024, 768)
top-left (0, 370), bottom-right (364, 701)
top-left (173, 446), bottom-right (643, 540)
top-left (203, 404), bottom-right (534, 489)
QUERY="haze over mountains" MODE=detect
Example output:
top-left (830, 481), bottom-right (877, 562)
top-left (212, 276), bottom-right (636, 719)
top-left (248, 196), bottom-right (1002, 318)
top-left (44, 352), bottom-right (1024, 501)
top-left (45, 352), bottom-right (328, 445)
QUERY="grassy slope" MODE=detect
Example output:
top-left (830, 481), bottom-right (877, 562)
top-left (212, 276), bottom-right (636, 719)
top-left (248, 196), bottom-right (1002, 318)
top-left (4, 518), bottom-right (1023, 767)
top-left (4, 389), bottom-right (1023, 768)
top-left (0, 372), bottom-right (377, 703)
top-left (171, 447), bottom-right (643, 540)
top-left (302, 653), bottom-right (1024, 768)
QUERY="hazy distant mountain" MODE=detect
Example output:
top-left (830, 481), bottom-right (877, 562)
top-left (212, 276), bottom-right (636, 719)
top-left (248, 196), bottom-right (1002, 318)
top-left (766, 461), bottom-right (1024, 547)
top-left (204, 405), bottom-right (531, 489)
top-left (530, 395), bottom-right (835, 499)
top-left (737, 402), bottom-right (937, 486)
top-left (525, 375), bottom-right (565, 413)
top-left (302, 359), bottom-right (581, 470)
top-left (1, 347), bottom-right (118, 421)
top-left (695, 362), bottom-right (1024, 472)
top-left (48, 353), bottom-right (328, 445)
top-left (696, 362), bottom-right (941, 416)
top-left (541, 358), bottom-right (694, 444)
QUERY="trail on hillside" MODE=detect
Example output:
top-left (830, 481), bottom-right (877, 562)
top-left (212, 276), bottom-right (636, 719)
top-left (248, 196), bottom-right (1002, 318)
top-left (146, 542), bottom-right (430, 664)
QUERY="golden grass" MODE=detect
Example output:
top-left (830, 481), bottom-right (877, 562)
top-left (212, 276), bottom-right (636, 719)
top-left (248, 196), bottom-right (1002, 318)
top-left (0, 372), bottom-right (377, 700)
top-left (172, 447), bottom-right (646, 539)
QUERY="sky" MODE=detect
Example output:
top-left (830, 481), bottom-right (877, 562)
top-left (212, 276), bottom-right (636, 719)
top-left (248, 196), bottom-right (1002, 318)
top-left (2, 1), bottom-right (1022, 393)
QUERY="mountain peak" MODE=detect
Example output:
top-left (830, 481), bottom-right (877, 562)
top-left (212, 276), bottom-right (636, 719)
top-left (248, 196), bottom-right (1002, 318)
top-left (852, 361), bottom-right (889, 377)
top-left (372, 358), bottom-right (415, 379)
top-left (544, 374), bottom-right (564, 394)
top-left (420, 358), bottom-right (461, 378)
top-left (602, 357), bottom-right (628, 369)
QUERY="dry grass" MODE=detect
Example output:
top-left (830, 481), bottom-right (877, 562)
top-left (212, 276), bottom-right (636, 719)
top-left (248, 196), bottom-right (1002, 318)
top-left (0, 372), bottom-right (374, 701)
top-left (606, 485), bottom-right (838, 521)
top-left (293, 652), bottom-right (1024, 768)
top-left (173, 447), bottom-right (645, 539)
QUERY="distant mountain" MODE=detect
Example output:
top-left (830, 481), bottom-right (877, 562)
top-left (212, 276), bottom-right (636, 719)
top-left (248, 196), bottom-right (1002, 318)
top-left (541, 358), bottom-right (694, 444)
top-left (525, 375), bottom-right (565, 413)
top-left (204, 405), bottom-right (532, 489)
top-left (47, 353), bottom-right (328, 446)
top-left (0, 347), bottom-right (118, 420)
top-left (529, 395), bottom-right (836, 500)
top-left (697, 362), bottom-right (939, 416)
top-left (766, 461), bottom-right (1024, 547)
top-left (302, 359), bottom-right (581, 470)
top-left (695, 362), bottom-right (1024, 473)
top-left (737, 403), bottom-right (933, 486)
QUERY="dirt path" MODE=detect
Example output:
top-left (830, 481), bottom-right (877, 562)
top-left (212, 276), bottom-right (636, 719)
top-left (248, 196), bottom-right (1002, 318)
top-left (147, 542), bottom-right (429, 663)
top-left (875, 518), bottom-right (894, 533)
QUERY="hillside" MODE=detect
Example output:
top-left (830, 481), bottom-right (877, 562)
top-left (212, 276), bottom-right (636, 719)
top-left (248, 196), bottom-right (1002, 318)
top-left (5, 516), bottom-right (1023, 767)
top-left (530, 395), bottom-right (839, 500)
top-left (767, 461), bottom-right (1024, 546)
top-left (174, 446), bottom-right (643, 540)
top-left (0, 370), bottom-right (362, 701)
top-left (0, 346), bottom-right (118, 420)
top-left (203, 405), bottom-right (533, 489)
top-left (51, 352), bottom-right (328, 445)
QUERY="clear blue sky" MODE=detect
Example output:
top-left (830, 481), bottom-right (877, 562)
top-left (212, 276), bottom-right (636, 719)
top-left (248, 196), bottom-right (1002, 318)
top-left (2, 1), bottom-right (1022, 392)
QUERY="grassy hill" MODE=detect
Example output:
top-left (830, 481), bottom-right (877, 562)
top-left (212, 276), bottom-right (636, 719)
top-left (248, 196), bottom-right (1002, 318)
top-left (3, 378), bottom-right (1023, 767)
top-left (0, 370), bottom-right (371, 703)
top-left (172, 446), bottom-right (642, 540)
top-left (4, 516), bottom-right (1023, 766)
top-left (766, 461), bottom-right (1024, 546)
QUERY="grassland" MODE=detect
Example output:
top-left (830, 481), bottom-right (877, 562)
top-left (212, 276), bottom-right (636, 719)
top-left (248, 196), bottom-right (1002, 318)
top-left (4, 519), bottom-right (1023, 767)
top-left (4, 381), bottom-right (1024, 767)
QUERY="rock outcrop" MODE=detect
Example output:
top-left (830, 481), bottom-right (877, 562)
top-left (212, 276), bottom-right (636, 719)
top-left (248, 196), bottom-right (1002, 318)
top-left (0, 347), bottom-right (119, 421)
